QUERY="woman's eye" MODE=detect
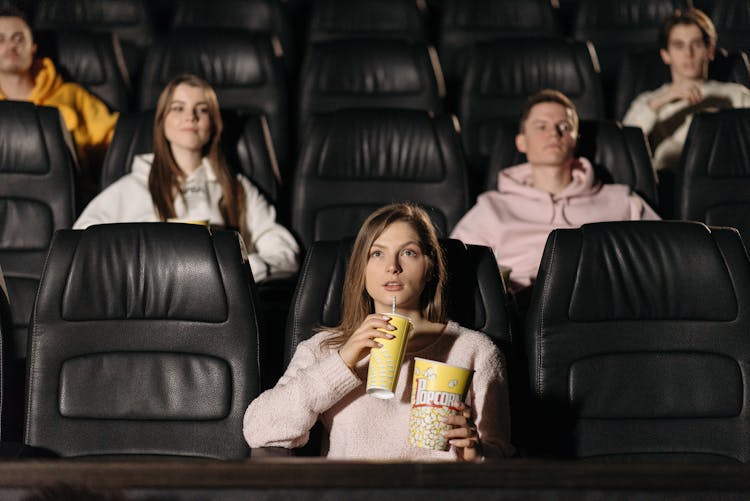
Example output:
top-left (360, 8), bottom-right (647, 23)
top-left (370, 250), bottom-right (382, 258)
top-left (170, 105), bottom-right (183, 113)
top-left (402, 249), bottom-right (417, 257)
top-left (197, 107), bottom-right (209, 115)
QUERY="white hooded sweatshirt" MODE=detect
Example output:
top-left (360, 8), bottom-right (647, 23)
top-left (74, 154), bottom-right (299, 282)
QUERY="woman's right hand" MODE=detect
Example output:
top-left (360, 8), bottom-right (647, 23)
top-left (338, 314), bottom-right (396, 370)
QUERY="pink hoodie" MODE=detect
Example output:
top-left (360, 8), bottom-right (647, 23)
top-left (451, 158), bottom-right (660, 289)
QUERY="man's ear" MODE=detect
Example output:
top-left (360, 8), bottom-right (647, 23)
top-left (515, 133), bottom-right (527, 153)
top-left (660, 48), bottom-right (671, 66)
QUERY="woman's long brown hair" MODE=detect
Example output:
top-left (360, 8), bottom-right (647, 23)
top-left (323, 203), bottom-right (447, 349)
top-left (149, 74), bottom-right (246, 233)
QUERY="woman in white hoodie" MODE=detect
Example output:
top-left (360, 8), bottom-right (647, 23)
top-left (74, 74), bottom-right (299, 282)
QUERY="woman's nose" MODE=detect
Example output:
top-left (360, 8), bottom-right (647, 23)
top-left (386, 259), bottom-right (402, 273)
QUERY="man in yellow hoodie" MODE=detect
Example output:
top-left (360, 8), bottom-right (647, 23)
top-left (0, 7), bottom-right (118, 201)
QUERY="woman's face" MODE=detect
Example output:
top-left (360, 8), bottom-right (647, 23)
top-left (365, 221), bottom-right (430, 314)
top-left (163, 83), bottom-right (212, 156)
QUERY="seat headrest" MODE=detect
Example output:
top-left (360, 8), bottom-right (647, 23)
top-left (61, 224), bottom-right (228, 321)
top-left (568, 221), bottom-right (737, 321)
top-left (146, 29), bottom-right (269, 88)
top-left (0, 102), bottom-right (53, 175)
top-left (306, 39), bottom-right (428, 95)
top-left (309, 0), bottom-right (425, 41)
top-left (472, 40), bottom-right (585, 97)
top-left (312, 109), bottom-right (445, 180)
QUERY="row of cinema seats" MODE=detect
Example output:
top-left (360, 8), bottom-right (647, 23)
top-left (26, 12), bottom-right (750, 186)
top-left (4, 100), bottom-right (750, 390)
top-left (19, 0), bottom-right (750, 181)
top-left (2, 216), bottom-right (750, 462)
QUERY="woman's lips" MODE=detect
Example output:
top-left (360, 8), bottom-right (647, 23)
top-left (384, 282), bottom-right (403, 291)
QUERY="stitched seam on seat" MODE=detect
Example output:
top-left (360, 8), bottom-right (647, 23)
top-left (291, 246), bottom-right (317, 358)
top-left (537, 233), bottom-right (559, 395)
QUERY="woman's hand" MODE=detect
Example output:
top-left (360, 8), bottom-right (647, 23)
top-left (442, 402), bottom-right (481, 462)
top-left (338, 314), bottom-right (396, 370)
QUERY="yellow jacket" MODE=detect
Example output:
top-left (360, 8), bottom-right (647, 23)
top-left (0, 57), bottom-right (119, 175)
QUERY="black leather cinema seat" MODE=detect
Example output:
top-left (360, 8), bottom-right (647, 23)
top-left (138, 29), bottom-right (289, 171)
top-left (34, 0), bottom-right (154, 47)
top-left (307, 0), bottom-right (427, 43)
top-left (458, 39), bottom-right (605, 177)
top-left (34, 29), bottom-right (130, 112)
top-left (526, 220), bottom-right (750, 461)
top-left (298, 39), bottom-right (444, 135)
top-left (487, 119), bottom-right (658, 210)
top-left (676, 109), bottom-right (750, 245)
top-left (170, 0), bottom-right (296, 73)
top-left (33, 0), bottom-right (154, 83)
top-left (0, 102), bottom-right (76, 442)
top-left (711, 0), bottom-right (750, 52)
top-left (100, 109), bottom-right (280, 202)
top-left (616, 49), bottom-right (750, 120)
top-left (438, 0), bottom-right (562, 95)
top-left (25, 224), bottom-right (260, 458)
top-left (291, 108), bottom-right (469, 249)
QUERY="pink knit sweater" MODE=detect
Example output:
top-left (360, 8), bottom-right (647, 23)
top-left (243, 321), bottom-right (514, 460)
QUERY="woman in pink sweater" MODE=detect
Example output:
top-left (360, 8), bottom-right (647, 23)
top-left (244, 203), bottom-right (514, 461)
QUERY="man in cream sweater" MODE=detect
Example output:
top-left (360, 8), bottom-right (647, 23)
top-left (623, 8), bottom-right (750, 172)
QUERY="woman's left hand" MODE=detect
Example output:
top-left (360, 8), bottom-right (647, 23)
top-left (441, 402), bottom-right (481, 462)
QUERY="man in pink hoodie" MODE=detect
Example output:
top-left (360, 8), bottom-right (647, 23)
top-left (451, 89), bottom-right (660, 292)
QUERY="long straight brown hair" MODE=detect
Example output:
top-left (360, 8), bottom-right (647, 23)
top-left (324, 203), bottom-right (447, 349)
top-left (149, 74), bottom-right (246, 233)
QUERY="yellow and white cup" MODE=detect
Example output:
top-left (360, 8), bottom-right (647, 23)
top-left (365, 313), bottom-right (413, 399)
top-left (408, 358), bottom-right (473, 451)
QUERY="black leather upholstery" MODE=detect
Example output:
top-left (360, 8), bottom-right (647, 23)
top-left (616, 49), bottom-right (750, 120)
top-left (100, 110), bottom-right (280, 202)
top-left (526, 220), bottom-right (750, 461)
top-left (25, 224), bottom-right (260, 458)
top-left (572, 0), bottom-right (687, 82)
top-left (34, 29), bottom-right (130, 112)
top-left (458, 39), bottom-right (605, 177)
top-left (298, 39), bottom-right (444, 135)
top-left (676, 109), bottom-right (750, 245)
top-left (0, 269), bottom-right (16, 442)
top-left (712, 0), bottom-right (750, 52)
top-left (0, 102), bottom-right (76, 443)
top-left (286, 238), bottom-right (511, 365)
top-left (291, 108), bottom-right (469, 249)
top-left (138, 29), bottom-right (289, 170)
top-left (33, 0), bottom-right (154, 48)
top-left (487, 119), bottom-right (658, 209)
top-left (307, 0), bottom-right (427, 43)
top-left (170, 0), bottom-right (296, 72)
top-left (438, 0), bottom-right (562, 92)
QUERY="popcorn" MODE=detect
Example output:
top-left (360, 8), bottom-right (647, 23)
top-left (407, 358), bottom-right (473, 451)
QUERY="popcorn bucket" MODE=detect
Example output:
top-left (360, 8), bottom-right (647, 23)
top-left (408, 358), bottom-right (473, 451)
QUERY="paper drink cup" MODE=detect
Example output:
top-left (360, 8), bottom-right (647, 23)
top-left (365, 313), bottom-right (413, 399)
top-left (408, 358), bottom-right (473, 451)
